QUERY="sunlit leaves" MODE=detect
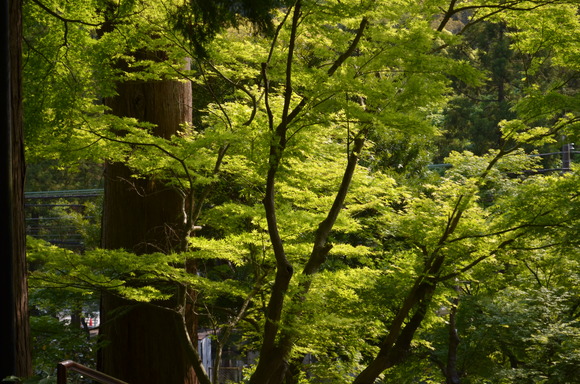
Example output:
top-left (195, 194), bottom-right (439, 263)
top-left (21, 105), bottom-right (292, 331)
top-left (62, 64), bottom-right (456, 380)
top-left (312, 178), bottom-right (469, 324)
top-left (502, 3), bottom-right (580, 73)
top-left (188, 235), bottom-right (256, 266)
top-left (291, 267), bottom-right (385, 382)
top-left (23, 0), bottom-right (580, 381)
top-left (453, 287), bottom-right (580, 383)
top-left (28, 237), bottom-right (175, 301)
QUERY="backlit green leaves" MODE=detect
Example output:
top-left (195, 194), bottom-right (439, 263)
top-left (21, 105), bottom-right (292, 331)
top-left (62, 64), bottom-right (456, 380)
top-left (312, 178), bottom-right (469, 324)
top-left (23, 0), bottom-right (580, 381)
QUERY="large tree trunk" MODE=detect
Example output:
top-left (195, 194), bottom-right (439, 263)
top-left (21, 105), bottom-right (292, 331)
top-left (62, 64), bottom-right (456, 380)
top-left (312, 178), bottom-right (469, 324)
top-left (98, 76), bottom-right (197, 384)
top-left (0, 0), bottom-right (32, 379)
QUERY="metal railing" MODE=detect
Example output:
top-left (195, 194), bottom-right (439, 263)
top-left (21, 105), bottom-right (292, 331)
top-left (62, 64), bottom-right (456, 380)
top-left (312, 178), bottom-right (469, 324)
top-left (25, 189), bottom-right (104, 199)
top-left (57, 360), bottom-right (128, 384)
top-left (25, 189), bottom-right (103, 250)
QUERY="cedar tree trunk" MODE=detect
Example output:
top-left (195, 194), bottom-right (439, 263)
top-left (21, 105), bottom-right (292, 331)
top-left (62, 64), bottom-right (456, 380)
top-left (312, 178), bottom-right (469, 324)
top-left (0, 0), bottom-right (32, 379)
top-left (98, 75), bottom-right (197, 384)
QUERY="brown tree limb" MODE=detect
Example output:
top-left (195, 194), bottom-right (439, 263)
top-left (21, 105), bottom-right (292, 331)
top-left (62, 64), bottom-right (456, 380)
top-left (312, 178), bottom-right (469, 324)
top-left (445, 296), bottom-right (461, 384)
top-left (251, 5), bottom-right (373, 384)
top-left (303, 131), bottom-right (367, 277)
top-left (30, 0), bottom-right (103, 27)
top-left (436, 0), bottom-right (558, 33)
top-left (251, 4), bottom-right (302, 383)
top-left (327, 17), bottom-right (368, 77)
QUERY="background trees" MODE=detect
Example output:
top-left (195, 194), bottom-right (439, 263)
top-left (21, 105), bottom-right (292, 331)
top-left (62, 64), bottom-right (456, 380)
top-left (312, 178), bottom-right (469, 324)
top-left (22, 0), bottom-right (579, 383)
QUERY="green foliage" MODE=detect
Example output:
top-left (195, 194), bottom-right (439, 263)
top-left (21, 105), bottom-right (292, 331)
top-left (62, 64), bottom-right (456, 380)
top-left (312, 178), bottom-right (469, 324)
top-left (447, 286), bottom-right (580, 384)
top-left (170, 0), bottom-right (281, 57)
top-left (29, 315), bottom-right (96, 382)
top-left (23, 0), bottom-right (580, 382)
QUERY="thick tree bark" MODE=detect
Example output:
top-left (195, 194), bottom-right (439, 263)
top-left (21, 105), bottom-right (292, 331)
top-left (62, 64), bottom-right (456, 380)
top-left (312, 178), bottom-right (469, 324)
top-left (98, 76), bottom-right (197, 384)
top-left (0, 0), bottom-right (32, 379)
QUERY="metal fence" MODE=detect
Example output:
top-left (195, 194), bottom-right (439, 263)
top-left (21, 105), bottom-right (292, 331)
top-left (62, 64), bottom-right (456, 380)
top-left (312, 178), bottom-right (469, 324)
top-left (25, 189), bottom-right (103, 250)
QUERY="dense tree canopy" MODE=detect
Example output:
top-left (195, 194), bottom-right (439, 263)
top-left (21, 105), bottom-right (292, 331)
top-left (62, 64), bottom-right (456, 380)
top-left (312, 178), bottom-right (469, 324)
top-left (21, 0), bottom-right (579, 383)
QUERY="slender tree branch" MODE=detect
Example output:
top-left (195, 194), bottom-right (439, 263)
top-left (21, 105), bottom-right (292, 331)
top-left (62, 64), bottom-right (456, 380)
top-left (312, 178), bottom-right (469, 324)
top-left (261, 63), bottom-right (275, 131)
top-left (212, 275), bottom-right (266, 384)
top-left (281, 0), bottom-right (301, 127)
top-left (202, 60), bottom-right (258, 126)
top-left (254, 3), bottom-right (302, 372)
top-left (523, 259), bottom-right (544, 287)
top-left (165, 306), bottom-right (212, 384)
top-left (446, 220), bottom-right (561, 244)
top-left (302, 129), bottom-right (367, 277)
top-left (436, 0), bottom-right (558, 32)
top-left (266, 6), bottom-right (293, 65)
top-left (438, 236), bottom-right (519, 282)
top-left (30, 0), bottom-right (103, 27)
top-left (327, 17), bottom-right (368, 76)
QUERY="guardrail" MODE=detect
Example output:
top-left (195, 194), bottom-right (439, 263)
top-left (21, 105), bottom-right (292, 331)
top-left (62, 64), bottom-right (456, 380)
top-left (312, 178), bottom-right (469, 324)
top-left (57, 360), bottom-right (128, 384)
top-left (25, 189), bottom-right (104, 199)
top-left (25, 189), bottom-right (103, 250)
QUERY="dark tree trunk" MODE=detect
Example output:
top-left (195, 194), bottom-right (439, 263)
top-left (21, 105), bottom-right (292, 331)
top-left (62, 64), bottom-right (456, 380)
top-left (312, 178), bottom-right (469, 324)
top-left (445, 297), bottom-right (461, 384)
top-left (0, 0), bottom-right (32, 379)
top-left (352, 276), bottom-right (439, 384)
top-left (98, 76), bottom-right (197, 384)
top-left (248, 7), bottom-right (371, 383)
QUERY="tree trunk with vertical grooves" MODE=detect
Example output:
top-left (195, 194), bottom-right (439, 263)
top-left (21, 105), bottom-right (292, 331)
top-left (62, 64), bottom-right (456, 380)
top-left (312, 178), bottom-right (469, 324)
top-left (98, 75), bottom-right (197, 384)
top-left (1, 0), bottom-right (32, 379)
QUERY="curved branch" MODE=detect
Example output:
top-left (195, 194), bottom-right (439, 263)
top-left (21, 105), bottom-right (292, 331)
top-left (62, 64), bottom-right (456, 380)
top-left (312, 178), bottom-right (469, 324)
top-left (327, 17), bottom-right (369, 77)
top-left (436, 0), bottom-right (558, 33)
top-left (261, 63), bottom-right (275, 131)
top-left (303, 129), bottom-right (367, 277)
top-left (202, 60), bottom-right (258, 126)
top-left (30, 0), bottom-right (103, 27)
